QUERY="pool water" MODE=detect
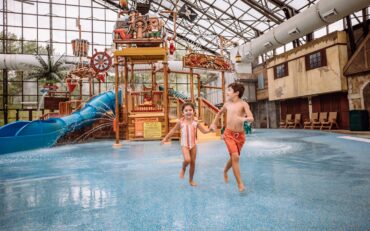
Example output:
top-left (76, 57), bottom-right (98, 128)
top-left (0, 129), bottom-right (369, 230)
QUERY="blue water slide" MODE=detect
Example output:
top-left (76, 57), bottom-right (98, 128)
top-left (0, 90), bottom-right (122, 154)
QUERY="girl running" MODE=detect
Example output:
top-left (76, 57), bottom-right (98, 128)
top-left (161, 102), bottom-right (211, 186)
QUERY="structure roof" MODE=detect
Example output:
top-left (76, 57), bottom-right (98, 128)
top-left (97, 0), bottom-right (320, 55)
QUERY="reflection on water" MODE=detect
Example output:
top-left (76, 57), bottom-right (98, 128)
top-left (0, 130), bottom-right (370, 231)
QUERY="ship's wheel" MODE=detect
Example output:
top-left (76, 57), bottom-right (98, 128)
top-left (90, 51), bottom-right (112, 73)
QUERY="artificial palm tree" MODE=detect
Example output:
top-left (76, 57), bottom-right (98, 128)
top-left (26, 44), bottom-right (67, 85)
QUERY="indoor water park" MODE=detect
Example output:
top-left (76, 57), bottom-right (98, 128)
top-left (0, 0), bottom-right (369, 230)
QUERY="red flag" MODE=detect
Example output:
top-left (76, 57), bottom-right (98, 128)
top-left (66, 79), bottom-right (77, 92)
top-left (67, 81), bottom-right (77, 92)
top-left (169, 41), bottom-right (176, 55)
top-left (97, 73), bottom-right (106, 83)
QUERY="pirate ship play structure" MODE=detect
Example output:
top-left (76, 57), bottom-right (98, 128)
top-left (110, 5), bottom-right (235, 144)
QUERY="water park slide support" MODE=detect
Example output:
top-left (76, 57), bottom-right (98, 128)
top-left (0, 90), bottom-right (121, 154)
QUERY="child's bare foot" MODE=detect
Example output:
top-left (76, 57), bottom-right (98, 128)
top-left (238, 183), bottom-right (245, 192)
top-left (179, 169), bottom-right (185, 179)
top-left (189, 180), bottom-right (197, 186)
top-left (223, 171), bottom-right (229, 183)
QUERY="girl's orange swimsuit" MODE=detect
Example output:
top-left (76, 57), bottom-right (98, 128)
top-left (223, 128), bottom-right (245, 155)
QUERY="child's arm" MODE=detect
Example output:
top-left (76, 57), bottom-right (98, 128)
top-left (161, 121), bottom-right (180, 144)
top-left (243, 102), bottom-right (254, 123)
top-left (197, 123), bottom-right (211, 134)
top-left (209, 104), bottom-right (227, 132)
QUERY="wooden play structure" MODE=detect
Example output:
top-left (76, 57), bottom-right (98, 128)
top-left (110, 7), bottom-right (234, 143)
top-left (35, 5), bottom-right (234, 145)
top-left (112, 10), bottom-right (169, 144)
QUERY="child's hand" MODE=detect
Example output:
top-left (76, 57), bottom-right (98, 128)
top-left (209, 124), bottom-right (217, 132)
top-left (245, 117), bottom-right (253, 123)
top-left (239, 117), bottom-right (252, 123)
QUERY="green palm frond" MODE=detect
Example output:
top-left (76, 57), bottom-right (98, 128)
top-left (53, 56), bottom-right (67, 71)
top-left (25, 44), bottom-right (67, 84)
top-left (34, 55), bottom-right (48, 70)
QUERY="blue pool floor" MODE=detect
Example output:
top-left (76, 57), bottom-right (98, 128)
top-left (0, 129), bottom-right (369, 231)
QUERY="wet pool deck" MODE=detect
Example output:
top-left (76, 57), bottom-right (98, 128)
top-left (0, 129), bottom-right (369, 230)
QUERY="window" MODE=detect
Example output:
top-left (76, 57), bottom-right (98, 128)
top-left (257, 73), bottom-right (264, 89)
top-left (274, 62), bottom-right (288, 79)
top-left (305, 49), bottom-right (327, 70)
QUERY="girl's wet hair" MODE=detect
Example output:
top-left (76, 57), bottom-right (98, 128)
top-left (181, 102), bottom-right (195, 112)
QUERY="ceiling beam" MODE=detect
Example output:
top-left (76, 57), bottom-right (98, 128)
top-left (151, 1), bottom-right (222, 52)
top-left (166, 28), bottom-right (219, 55)
top-left (240, 0), bottom-right (283, 24)
top-left (99, 0), bottom-right (125, 10)
top-left (195, 0), bottom-right (262, 37)
top-left (180, 0), bottom-right (250, 41)
top-left (267, 0), bottom-right (299, 14)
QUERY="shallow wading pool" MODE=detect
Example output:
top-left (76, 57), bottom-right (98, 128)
top-left (0, 129), bottom-right (369, 230)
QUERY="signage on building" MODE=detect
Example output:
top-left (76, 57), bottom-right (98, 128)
top-left (183, 53), bottom-right (233, 72)
top-left (135, 118), bottom-right (158, 137)
top-left (143, 122), bottom-right (162, 139)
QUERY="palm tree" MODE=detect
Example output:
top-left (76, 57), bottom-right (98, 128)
top-left (26, 44), bottom-right (67, 84)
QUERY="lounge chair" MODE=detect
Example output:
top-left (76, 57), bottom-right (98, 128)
top-left (320, 112), bottom-right (339, 130)
top-left (304, 112), bottom-right (318, 129)
top-left (288, 114), bottom-right (301, 128)
top-left (280, 114), bottom-right (292, 128)
top-left (312, 112), bottom-right (328, 129)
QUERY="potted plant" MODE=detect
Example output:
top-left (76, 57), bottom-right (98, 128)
top-left (26, 44), bottom-right (69, 110)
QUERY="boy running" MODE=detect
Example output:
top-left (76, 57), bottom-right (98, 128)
top-left (210, 83), bottom-right (254, 192)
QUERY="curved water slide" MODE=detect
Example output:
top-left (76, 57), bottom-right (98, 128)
top-left (0, 90), bottom-right (121, 154)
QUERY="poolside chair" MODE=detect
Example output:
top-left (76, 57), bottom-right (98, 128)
top-left (287, 114), bottom-right (301, 128)
top-left (312, 112), bottom-right (328, 129)
top-left (304, 112), bottom-right (318, 129)
top-left (280, 114), bottom-right (292, 128)
top-left (320, 112), bottom-right (339, 130)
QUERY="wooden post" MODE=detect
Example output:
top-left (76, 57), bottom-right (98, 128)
top-left (163, 61), bottom-right (169, 134)
top-left (197, 75), bottom-right (201, 119)
top-left (177, 99), bottom-right (181, 119)
top-left (151, 63), bottom-right (156, 90)
top-left (113, 55), bottom-right (121, 147)
top-left (219, 36), bottom-right (227, 127)
top-left (124, 58), bottom-right (129, 129)
top-left (130, 62), bottom-right (134, 90)
top-left (221, 71), bottom-right (226, 126)
top-left (79, 79), bottom-right (82, 100)
top-left (190, 68), bottom-right (194, 103)
top-left (89, 77), bottom-right (92, 97)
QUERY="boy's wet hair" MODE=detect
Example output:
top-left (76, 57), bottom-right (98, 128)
top-left (228, 82), bottom-right (245, 98)
top-left (181, 102), bottom-right (195, 111)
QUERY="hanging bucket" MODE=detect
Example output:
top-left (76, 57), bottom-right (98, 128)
top-left (71, 39), bottom-right (90, 57)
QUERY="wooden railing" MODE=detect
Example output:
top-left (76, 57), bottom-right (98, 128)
top-left (39, 112), bottom-right (62, 120)
top-left (59, 100), bottom-right (84, 116)
top-left (130, 91), bottom-right (163, 113)
top-left (199, 97), bottom-right (222, 127)
top-left (168, 97), bottom-right (186, 119)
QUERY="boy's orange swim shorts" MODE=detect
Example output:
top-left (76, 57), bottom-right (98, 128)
top-left (223, 128), bottom-right (245, 155)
